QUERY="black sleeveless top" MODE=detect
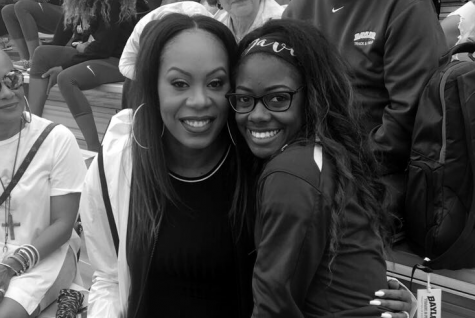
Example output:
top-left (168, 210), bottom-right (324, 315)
top-left (147, 147), bottom-right (239, 317)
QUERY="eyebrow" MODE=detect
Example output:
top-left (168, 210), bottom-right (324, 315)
top-left (235, 84), bottom-right (294, 93)
top-left (167, 66), bottom-right (228, 77)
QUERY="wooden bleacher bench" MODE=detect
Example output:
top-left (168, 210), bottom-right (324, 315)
top-left (386, 241), bottom-right (475, 317)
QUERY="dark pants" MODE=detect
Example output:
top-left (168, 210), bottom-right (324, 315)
top-left (2, 0), bottom-right (62, 58)
top-left (0, 0), bottom-right (14, 37)
top-left (30, 45), bottom-right (125, 117)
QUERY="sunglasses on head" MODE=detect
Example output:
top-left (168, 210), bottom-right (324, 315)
top-left (1, 69), bottom-right (24, 91)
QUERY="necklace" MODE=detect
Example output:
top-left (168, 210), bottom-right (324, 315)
top-left (0, 119), bottom-right (23, 253)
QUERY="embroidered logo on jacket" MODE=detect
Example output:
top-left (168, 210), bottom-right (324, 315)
top-left (354, 31), bottom-right (376, 46)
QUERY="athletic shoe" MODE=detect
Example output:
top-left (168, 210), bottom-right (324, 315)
top-left (0, 39), bottom-right (11, 51)
top-left (13, 59), bottom-right (31, 71)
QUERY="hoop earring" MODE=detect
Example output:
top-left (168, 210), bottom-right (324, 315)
top-left (227, 121), bottom-right (236, 146)
top-left (23, 96), bottom-right (32, 123)
top-left (216, 1), bottom-right (223, 10)
top-left (132, 103), bottom-right (149, 149)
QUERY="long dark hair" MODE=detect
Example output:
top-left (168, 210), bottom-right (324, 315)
top-left (63, 0), bottom-right (137, 26)
top-left (125, 13), bottom-right (246, 317)
top-left (237, 19), bottom-right (393, 266)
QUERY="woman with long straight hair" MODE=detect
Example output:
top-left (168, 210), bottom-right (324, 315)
top-left (80, 14), bottom-right (254, 318)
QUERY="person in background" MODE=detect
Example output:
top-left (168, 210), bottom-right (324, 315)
top-left (27, 0), bottom-right (148, 152)
top-left (230, 18), bottom-right (414, 318)
top-left (210, 0), bottom-right (283, 41)
top-left (283, 0), bottom-right (448, 224)
top-left (0, 49), bottom-right (85, 318)
top-left (2, 0), bottom-right (63, 70)
top-left (441, 0), bottom-right (475, 60)
top-left (0, 0), bottom-right (15, 51)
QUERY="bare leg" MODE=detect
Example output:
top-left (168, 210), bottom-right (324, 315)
top-left (0, 298), bottom-right (39, 318)
top-left (75, 113), bottom-right (101, 152)
top-left (27, 77), bottom-right (49, 116)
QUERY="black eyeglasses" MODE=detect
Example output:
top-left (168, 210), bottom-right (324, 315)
top-left (226, 86), bottom-right (304, 114)
top-left (1, 69), bottom-right (24, 91)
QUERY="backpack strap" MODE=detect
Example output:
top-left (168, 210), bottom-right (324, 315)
top-left (0, 123), bottom-right (58, 206)
top-left (98, 147), bottom-right (120, 256)
top-left (439, 42), bottom-right (475, 67)
top-left (426, 72), bottom-right (475, 269)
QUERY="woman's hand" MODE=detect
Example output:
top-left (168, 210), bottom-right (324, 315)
top-left (41, 66), bottom-right (63, 95)
top-left (0, 261), bottom-right (20, 302)
top-left (370, 279), bottom-right (416, 318)
top-left (76, 42), bottom-right (90, 53)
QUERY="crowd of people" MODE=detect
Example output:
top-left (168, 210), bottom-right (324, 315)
top-left (0, 0), bottom-right (473, 317)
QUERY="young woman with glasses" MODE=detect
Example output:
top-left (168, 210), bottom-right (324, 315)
top-left (230, 18), bottom-right (414, 318)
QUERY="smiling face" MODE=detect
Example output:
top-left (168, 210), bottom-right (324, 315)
top-left (235, 53), bottom-right (304, 159)
top-left (0, 52), bottom-right (24, 129)
top-left (220, 0), bottom-right (260, 17)
top-left (158, 29), bottom-right (231, 152)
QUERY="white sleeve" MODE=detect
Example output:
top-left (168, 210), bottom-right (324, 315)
top-left (50, 125), bottom-right (87, 196)
top-left (80, 157), bottom-right (121, 318)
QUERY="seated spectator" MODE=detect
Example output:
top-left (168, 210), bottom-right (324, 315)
top-left (441, 0), bottom-right (475, 60)
top-left (2, 0), bottom-right (63, 70)
top-left (202, 0), bottom-right (284, 42)
top-left (0, 49), bottom-right (86, 318)
top-left (28, 0), bottom-right (148, 152)
top-left (0, 0), bottom-right (14, 51)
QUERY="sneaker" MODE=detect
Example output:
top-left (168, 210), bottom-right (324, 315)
top-left (1, 43), bottom-right (12, 51)
top-left (13, 59), bottom-right (31, 71)
top-left (0, 38), bottom-right (11, 51)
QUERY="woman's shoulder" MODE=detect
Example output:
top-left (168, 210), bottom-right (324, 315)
top-left (261, 142), bottom-right (322, 186)
top-left (27, 115), bottom-right (75, 142)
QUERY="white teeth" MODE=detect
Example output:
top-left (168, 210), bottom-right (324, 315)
top-left (183, 119), bottom-right (210, 128)
top-left (250, 130), bottom-right (279, 139)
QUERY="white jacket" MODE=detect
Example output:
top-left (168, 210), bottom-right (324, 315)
top-left (80, 110), bottom-right (134, 318)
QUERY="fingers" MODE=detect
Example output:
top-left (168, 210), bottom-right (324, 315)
top-left (41, 70), bottom-right (51, 79)
top-left (375, 289), bottom-right (411, 302)
top-left (0, 287), bottom-right (6, 302)
top-left (46, 77), bottom-right (55, 95)
top-left (381, 311), bottom-right (410, 318)
top-left (387, 279), bottom-right (401, 290)
top-left (370, 298), bottom-right (411, 312)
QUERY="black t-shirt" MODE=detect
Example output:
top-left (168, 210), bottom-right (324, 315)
top-left (147, 147), bottom-right (239, 317)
